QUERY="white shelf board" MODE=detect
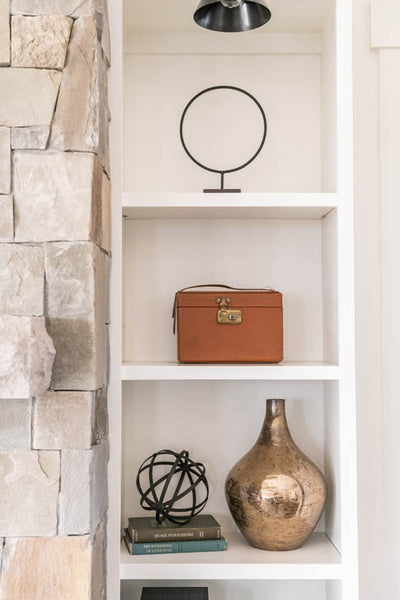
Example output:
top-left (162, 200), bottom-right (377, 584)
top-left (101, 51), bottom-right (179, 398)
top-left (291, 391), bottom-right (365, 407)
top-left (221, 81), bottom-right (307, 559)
top-left (120, 531), bottom-right (342, 581)
top-left (121, 361), bottom-right (340, 381)
top-left (122, 193), bottom-right (337, 220)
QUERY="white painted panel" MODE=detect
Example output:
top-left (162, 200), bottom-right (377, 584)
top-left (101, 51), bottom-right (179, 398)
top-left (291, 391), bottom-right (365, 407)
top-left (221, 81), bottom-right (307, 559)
top-left (120, 533), bottom-right (340, 580)
top-left (123, 218), bottom-right (324, 363)
top-left (326, 580), bottom-right (341, 600)
top-left (122, 380), bottom-right (325, 535)
top-left (334, 2), bottom-right (358, 597)
top-left (125, 32), bottom-right (323, 56)
top-left (321, 5), bottom-right (337, 192)
top-left (121, 362), bottom-right (340, 381)
top-left (353, 0), bottom-right (384, 597)
top-left (371, 0), bottom-right (400, 48)
top-left (124, 53), bottom-right (322, 193)
top-left (378, 48), bottom-right (400, 600)
top-left (123, 0), bottom-right (333, 34)
top-left (108, 0), bottom-right (123, 598)
top-left (322, 210), bottom-right (338, 363)
top-left (324, 381), bottom-right (341, 552)
top-left (122, 192), bottom-right (338, 220)
top-left (122, 580), bottom-right (326, 600)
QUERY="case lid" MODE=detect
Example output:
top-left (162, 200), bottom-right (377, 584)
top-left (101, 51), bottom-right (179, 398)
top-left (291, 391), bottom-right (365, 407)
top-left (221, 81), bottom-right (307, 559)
top-left (176, 290), bottom-right (282, 309)
top-left (172, 285), bottom-right (282, 333)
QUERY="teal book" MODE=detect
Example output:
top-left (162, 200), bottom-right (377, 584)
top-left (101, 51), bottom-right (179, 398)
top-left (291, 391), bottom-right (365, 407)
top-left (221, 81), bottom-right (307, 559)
top-left (124, 529), bottom-right (227, 555)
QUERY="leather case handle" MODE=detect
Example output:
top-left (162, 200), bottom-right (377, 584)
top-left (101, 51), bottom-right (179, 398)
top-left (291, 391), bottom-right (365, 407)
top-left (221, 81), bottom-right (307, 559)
top-left (172, 284), bottom-right (274, 334)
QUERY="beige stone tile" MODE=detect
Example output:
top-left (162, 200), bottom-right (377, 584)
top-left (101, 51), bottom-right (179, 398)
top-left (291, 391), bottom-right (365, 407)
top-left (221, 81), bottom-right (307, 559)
top-left (0, 398), bottom-right (31, 450)
top-left (0, 195), bottom-right (13, 242)
top-left (0, 69), bottom-right (61, 127)
top-left (93, 386), bottom-right (108, 445)
top-left (101, 172), bottom-right (111, 253)
top-left (48, 318), bottom-right (108, 391)
top-left (0, 244), bottom-right (44, 316)
top-left (11, 0), bottom-right (110, 63)
top-left (45, 242), bottom-right (97, 320)
top-left (12, 0), bottom-right (99, 17)
top-left (59, 443), bottom-right (108, 535)
top-left (11, 125), bottom-right (50, 150)
top-left (14, 152), bottom-right (102, 243)
top-left (0, 535), bottom-right (93, 599)
top-left (12, 15), bottom-right (72, 68)
top-left (45, 241), bottom-right (110, 325)
top-left (45, 242), bottom-right (110, 322)
top-left (33, 391), bottom-right (94, 450)
top-left (45, 242), bottom-right (109, 391)
top-left (0, 316), bottom-right (55, 399)
top-left (0, 127), bottom-right (10, 194)
top-left (51, 17), bottom-right (110, 171)
top-left (91, 519), bottom-right (106, 599)
top-left (0, 451), bottom-right (60, 536)
top-left (0, 0), bottom-right (10, 66)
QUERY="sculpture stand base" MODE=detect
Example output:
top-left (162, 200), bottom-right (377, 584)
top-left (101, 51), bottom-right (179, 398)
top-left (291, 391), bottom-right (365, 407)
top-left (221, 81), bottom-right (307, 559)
top-left (203, 189), bottom-right (241, 193)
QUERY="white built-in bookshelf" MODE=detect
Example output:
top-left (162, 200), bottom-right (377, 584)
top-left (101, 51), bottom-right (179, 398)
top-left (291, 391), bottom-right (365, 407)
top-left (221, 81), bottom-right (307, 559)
top-left (109, 1), bottom-right (358, 599)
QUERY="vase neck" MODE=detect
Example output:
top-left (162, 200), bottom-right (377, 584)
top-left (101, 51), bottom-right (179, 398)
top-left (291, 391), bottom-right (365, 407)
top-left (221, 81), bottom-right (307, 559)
top-left (258, 399), bottom-right (292, 445)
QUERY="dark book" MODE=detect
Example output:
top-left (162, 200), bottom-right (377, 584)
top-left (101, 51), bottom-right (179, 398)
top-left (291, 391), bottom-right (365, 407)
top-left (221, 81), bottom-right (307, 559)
top-left (128, 514), bottom-right (222, 543)
top-left (124, 529), bottom-right (227, 555)
top-left (141, 588), bottom-right (208, 600)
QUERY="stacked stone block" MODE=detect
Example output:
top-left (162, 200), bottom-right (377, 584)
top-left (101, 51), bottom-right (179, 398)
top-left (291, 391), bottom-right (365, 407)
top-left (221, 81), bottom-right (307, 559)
top-left (0, 1), bottom-right (110, 598)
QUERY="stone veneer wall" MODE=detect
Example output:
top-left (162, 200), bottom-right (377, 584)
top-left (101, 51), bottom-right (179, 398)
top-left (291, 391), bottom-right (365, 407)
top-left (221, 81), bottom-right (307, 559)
top-left (0, 1), bottom-right (111, 598)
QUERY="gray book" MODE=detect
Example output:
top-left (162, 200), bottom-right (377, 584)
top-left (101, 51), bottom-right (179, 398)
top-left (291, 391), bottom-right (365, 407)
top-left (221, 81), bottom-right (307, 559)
top-left (128, 514), bottom-right (221, 543)
top-left (141, 588), bottom-right (209, 600)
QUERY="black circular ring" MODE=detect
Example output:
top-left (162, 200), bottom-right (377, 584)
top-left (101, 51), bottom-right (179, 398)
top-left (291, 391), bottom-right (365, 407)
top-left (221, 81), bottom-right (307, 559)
top-left (180, 85), bottom-right (267, 176)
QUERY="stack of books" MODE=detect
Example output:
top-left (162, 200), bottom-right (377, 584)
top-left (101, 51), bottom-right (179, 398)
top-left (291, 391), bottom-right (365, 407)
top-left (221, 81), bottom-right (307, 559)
top-left (123, 514), bottom-right (227, 555)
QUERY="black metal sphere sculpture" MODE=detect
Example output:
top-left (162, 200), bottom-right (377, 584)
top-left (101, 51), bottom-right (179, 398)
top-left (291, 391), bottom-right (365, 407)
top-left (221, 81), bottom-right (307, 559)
top-left (136, 449), bottom-right (209, 525)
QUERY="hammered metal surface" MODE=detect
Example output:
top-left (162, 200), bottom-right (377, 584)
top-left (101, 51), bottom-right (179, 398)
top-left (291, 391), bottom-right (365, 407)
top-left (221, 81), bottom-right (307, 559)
top-left (225, 399), bottom-right (327, 551)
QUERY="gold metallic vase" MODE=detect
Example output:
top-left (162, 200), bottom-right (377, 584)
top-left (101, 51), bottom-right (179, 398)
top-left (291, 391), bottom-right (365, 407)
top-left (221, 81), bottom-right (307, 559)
top-left (225, 398), bottom-right (327, 551)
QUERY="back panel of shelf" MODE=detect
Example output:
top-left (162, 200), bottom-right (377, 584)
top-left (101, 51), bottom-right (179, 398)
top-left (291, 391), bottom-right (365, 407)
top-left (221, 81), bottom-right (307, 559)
top-left (123, 212), bottom-right (338, 366)
top-left (123, 4), bottom-right (337, 195)
top-left (122, 381), bottom-right (326, 532)
top-left (121, 379), bottom-right (341, 574)
top-left (124, 53), bottom-right (322, 193)
top-left (121, 580), bottom-right (327, 600)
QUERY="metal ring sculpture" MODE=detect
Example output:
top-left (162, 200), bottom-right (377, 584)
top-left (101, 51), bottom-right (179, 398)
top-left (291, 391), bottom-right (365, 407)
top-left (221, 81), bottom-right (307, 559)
top-left (136, 449), bottom-right (209, 525)
top-left (180, 85), bottom-right (267, 192)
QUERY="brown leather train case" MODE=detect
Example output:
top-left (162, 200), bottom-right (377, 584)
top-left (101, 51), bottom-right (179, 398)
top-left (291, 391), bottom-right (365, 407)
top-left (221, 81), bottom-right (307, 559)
top-left (173, 285), bottom-right (283, 364)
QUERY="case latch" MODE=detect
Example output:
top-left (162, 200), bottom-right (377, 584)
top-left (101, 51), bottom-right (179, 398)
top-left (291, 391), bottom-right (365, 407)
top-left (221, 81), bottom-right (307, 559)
top-left (216, 297), bottom-right (242, 325)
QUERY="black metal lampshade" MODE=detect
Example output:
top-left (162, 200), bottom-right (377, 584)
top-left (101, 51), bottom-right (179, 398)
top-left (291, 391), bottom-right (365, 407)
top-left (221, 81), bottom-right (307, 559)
top-left (194, 0), bottom-right (271, 33)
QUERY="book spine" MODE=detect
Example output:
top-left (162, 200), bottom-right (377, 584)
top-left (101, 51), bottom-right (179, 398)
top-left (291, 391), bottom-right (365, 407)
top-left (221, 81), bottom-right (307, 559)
top-left (123, 534), bottom-right (132, 554)
top-left (130, 527), bottom-right (222, 543)
top-left (130, 538), bottom-right (227, 555)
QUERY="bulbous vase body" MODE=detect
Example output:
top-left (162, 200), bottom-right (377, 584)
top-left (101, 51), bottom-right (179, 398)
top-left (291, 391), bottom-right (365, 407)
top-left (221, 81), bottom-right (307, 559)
top-left (225, 399), bottom-right (327, 551)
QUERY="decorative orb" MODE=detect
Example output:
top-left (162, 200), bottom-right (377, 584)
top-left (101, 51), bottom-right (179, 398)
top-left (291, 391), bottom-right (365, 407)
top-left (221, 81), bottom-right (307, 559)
top-left (136, 449), bottom-right (209, 525)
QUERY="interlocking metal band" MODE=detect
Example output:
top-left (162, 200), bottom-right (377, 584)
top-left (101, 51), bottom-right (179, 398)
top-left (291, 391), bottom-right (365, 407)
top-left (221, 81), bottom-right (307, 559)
top-left (136, 449), bottom-right (209, 525)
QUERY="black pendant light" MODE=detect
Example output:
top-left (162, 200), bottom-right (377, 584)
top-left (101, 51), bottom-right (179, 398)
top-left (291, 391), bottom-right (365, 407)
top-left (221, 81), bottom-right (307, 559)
top-left (194, 0), bottom-right (271, 33)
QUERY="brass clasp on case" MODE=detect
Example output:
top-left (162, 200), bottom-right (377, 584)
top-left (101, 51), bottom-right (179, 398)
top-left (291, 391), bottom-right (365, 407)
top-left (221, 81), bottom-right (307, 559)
top-left (216, 297), bottom-right (242, 325)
